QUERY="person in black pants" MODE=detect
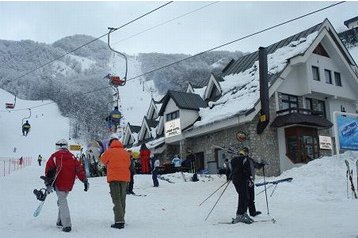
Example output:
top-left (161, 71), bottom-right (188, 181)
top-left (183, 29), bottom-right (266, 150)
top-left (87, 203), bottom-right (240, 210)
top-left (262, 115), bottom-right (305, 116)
top-left (230, 147), bottom-right (264, 224)
top-left (127, 151), bottom-right (136, 195)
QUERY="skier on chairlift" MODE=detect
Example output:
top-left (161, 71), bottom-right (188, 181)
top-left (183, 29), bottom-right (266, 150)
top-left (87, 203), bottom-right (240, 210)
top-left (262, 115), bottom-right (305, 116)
top-left (22, 120), bottom-right (31, 136)
top-left (107, 106), bottom-right (122, 132)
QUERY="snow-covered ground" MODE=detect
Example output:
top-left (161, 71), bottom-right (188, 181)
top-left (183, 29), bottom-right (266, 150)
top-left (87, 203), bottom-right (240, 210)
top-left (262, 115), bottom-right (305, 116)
top-left (0, 152), bottom-right (357, 238)
top-left (0, 88), bottom-right (358, 237)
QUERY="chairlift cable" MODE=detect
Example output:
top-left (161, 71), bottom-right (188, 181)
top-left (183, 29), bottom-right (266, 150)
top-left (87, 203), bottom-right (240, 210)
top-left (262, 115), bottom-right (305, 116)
top-left (5, 1), bottom-right (173, 84)
top-left (0, 1), bottom-right (344, 113)
top-left (126, 1), bottom-right (345, 82)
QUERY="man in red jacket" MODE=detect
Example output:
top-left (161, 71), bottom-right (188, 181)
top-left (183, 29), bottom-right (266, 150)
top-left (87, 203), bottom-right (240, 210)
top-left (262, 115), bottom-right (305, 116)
top-left (45, 139), bottom-right (89, 232)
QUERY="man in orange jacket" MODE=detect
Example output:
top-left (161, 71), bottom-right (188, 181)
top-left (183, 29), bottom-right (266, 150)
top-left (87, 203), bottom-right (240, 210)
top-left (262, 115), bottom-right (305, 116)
top-left (100, 137), bottom-right (130, 229)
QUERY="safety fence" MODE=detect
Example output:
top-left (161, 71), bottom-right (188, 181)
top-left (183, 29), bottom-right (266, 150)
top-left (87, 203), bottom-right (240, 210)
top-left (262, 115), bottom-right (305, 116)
top-left (0, 157), bottom-right (32, 177)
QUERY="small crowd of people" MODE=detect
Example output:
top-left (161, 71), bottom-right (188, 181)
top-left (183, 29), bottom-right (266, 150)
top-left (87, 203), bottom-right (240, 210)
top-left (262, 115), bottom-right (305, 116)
top-left (38, 135), bottom-right (265, 232)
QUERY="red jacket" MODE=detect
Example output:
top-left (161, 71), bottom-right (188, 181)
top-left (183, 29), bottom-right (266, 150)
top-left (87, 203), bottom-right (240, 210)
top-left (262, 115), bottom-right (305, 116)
top-left (140, 149), bottom-right (150, 162)
top-left (45, 149), bottom-right (86, 192)
top-left (100, 140), bottom-right (131, 183)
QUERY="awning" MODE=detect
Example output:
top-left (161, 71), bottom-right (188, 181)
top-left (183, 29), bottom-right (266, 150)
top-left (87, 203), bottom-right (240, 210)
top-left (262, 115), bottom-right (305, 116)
top-left (270, 113), bottom-right (333, 129)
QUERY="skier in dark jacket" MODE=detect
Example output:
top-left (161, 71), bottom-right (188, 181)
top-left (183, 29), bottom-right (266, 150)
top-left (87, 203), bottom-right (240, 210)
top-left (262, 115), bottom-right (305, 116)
top-left (22, 120), bottom-right (31, 136)
top-left (127, 150), bottom-right (136, 195)
top-left (231, 147), bottom-right (264, 224)
top-left (45, 139), bottom-right (89, 232)
top-left (151, 154), bottom-right (160, 187)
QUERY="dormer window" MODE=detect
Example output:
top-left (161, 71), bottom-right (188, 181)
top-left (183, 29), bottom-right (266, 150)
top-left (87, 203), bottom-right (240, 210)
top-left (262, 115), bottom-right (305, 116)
top-left (166, 110), bottom-right (180, 121)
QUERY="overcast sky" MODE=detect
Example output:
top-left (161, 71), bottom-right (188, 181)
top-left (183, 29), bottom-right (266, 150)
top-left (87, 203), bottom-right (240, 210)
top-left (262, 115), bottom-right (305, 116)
top-left (0, 1), bottom-right (357, 55)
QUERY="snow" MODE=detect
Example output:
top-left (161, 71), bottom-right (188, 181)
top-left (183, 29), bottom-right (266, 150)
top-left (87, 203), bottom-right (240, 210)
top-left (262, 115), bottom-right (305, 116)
top-left (0, 91), bottom-right (358, 238)
top-left (195, 32), bottom-right (318, 128)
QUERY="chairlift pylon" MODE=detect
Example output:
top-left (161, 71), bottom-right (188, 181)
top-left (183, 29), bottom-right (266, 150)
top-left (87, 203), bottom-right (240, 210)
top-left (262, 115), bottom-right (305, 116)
top-left (104, 27), bottom-right (128, 87)
top-left (5, 95), bottom-right (16, 109)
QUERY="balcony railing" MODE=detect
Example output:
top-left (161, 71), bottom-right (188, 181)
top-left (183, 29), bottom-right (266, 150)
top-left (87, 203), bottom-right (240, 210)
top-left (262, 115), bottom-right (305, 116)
top-left (276, 107), bottom-right (324, 116)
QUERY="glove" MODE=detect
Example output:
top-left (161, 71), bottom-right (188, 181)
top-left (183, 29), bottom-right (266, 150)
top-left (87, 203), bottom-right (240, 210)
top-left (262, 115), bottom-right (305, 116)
top-left (248, 177), bottom-right (254, 187)
top-left (83, 179), bottom-right (89, 192)
top-left (46, 185), bottom-right (54, 194)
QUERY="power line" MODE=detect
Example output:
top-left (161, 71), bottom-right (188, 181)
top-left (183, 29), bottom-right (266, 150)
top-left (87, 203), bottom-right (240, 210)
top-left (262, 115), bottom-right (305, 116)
top-left (112, 1), bottom-right (220, 46)
top-left (127, 1), bottom-right (346, 81)
top-left (1, 1), bottom-right (345, 113)
top-left (7, 1), bottom-right (173, 84)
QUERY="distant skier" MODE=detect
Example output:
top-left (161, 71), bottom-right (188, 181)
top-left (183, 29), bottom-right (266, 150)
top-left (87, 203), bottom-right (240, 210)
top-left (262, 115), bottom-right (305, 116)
top-left (139, 143), bottom-right (151, 174)
top-left (151, 154), bottom-right (160, 187)
top-left (37, 154), bottom-right (43, 166)
top-left (127, 150), bottom-right (136, 195)
top-left (171, 155), bottom-right (182, 172)
top-left (22, 120), bottom-right (31, 136)
top-left (44, 139), bottom-right (89, 232)
top-left (223, 158), bottom-right (231, 182)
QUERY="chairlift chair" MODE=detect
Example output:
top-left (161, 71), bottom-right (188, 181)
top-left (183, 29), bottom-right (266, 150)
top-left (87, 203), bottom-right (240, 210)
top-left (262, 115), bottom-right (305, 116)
top-left (105, 27), bottom-right (128, 87)
top-left (5, 95), bottom-right (16, 109)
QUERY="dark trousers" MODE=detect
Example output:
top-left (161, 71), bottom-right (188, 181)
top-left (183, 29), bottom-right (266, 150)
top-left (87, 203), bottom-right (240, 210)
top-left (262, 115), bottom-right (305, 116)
top-left (127, 173), bottom-right (134, 193)
top-left (234, 180), bottom-right (257, 215)
top-left (152, 168), bottom-right (159, 187)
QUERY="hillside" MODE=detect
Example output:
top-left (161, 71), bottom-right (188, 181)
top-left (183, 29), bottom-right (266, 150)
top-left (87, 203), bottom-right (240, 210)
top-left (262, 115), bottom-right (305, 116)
top-left (0, 35), bottom-right (243, 142)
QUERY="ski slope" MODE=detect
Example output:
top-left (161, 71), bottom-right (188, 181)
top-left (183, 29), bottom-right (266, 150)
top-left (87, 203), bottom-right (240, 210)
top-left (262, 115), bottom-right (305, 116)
top-left (0, 152), bottom-right (357, 238)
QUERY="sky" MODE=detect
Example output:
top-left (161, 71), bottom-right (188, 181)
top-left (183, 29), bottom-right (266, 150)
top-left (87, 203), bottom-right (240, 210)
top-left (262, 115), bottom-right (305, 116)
top-left (0, 1), bottom-right (357, 55)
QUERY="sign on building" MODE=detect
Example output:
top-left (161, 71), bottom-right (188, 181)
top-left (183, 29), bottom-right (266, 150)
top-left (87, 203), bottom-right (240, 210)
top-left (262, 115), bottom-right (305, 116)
top-left (69, 144), bottom-right (82, 151)
top-left (334, 112), bottom-right (358, 152)
top-left (319, 136), bottom-right (332, 150)
top-left (165, 118), bottom-right (181, 138)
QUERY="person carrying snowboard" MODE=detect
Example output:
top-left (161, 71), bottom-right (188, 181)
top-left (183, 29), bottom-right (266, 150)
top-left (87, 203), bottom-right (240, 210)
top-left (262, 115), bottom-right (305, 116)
top-left (44, 139), bottom-right (89, 232)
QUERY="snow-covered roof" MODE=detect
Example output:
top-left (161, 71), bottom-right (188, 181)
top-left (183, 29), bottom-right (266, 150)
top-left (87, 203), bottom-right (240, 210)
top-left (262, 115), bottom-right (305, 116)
top-left (194, 28), bottom-right (320, 128)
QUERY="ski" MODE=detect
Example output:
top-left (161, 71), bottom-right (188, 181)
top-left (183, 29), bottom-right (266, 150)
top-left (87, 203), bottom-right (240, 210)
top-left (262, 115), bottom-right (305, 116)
top-left (130, 193), bottom-right (147, 197)
top-left (255, 177), bottom-right (293, 187)
top-left (158, 175), bottom-right (175, 184)
top-left (344, 160), bottom-right (357, 199)
top-left (216, 218), bottom-right (276, 225)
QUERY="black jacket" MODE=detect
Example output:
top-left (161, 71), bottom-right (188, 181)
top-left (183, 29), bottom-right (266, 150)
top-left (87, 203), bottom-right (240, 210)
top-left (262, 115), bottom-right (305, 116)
top-left (231, 155), bottom-right (251, 184)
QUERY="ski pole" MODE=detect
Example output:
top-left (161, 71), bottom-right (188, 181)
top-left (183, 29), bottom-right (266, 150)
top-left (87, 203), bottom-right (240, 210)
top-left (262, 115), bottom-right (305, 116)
top-left (262, 166), bottom-right (270, 215)
top-left (199, 180), bottom-right (230, 206)
top-left (257, 183), bottom-right (275, 196)
top-left (204, 180), bottom-right (231, 221)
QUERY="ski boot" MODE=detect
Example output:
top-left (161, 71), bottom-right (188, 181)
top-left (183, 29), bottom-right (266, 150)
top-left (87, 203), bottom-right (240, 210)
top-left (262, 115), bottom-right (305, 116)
top-left (232, 213), bottom-right (254, 224)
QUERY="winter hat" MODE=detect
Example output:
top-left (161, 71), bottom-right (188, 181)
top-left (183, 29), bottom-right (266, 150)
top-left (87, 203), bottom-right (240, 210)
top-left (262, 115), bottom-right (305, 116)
top-left (56, 139), bottom-right (68, 150)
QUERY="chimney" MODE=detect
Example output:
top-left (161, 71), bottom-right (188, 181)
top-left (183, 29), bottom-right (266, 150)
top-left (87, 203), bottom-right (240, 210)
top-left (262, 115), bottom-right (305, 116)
top-left (257, 47), bottom-right (270, 134)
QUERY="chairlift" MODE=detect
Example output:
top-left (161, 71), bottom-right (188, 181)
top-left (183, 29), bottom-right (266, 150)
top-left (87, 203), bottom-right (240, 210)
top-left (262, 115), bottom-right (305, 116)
top-left (21, 108), bottom-right (32, 125)
top-left (5, 95), bottom-right (16, 109)
top-left (104, 27), bottom-right (128, 87)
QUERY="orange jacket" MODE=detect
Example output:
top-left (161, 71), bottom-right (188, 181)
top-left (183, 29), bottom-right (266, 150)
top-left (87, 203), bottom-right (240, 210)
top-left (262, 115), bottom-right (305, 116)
top-left (100, 140), bottom-right (130, 183)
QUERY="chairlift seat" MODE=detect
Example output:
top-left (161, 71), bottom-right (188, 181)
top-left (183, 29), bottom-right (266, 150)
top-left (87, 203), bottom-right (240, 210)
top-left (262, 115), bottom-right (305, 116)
top-left (5, 103), bottom-right (15, 109)
top-left (110, 76), bottom-right (125, 87)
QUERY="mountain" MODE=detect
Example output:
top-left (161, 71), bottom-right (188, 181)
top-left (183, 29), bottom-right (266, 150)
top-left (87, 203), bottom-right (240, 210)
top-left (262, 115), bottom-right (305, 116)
top-left (0, 35), bottom-right (243, 142)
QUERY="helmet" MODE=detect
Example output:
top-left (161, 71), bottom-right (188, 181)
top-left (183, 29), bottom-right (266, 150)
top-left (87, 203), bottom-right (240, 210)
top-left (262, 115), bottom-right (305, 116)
top-left (109, 133), bottom-right (118, 140)
top-left (56, 139), bottom-right (68, 150)
top-left (239, 147), bottom-right (249, 155)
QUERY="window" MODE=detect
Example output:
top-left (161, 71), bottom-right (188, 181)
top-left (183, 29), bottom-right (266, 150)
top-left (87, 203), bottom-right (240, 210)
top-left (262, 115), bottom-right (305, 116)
top-left (312, 66), bottom-right (320, 81)
top-left (324, 69), bottom-right (332, 84)
top-left (166, 110), bottom-right (179, 121)
top-left (281, 93), bottom-right (298, 111)
top-left (285, 126), bottom-right (319, 164)
top-left (317, 100), bottom-right (326, 118)
top-left (305, 98), bottom-right (313, 111)
top-left (334, 72), bottom-right (342, 86)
